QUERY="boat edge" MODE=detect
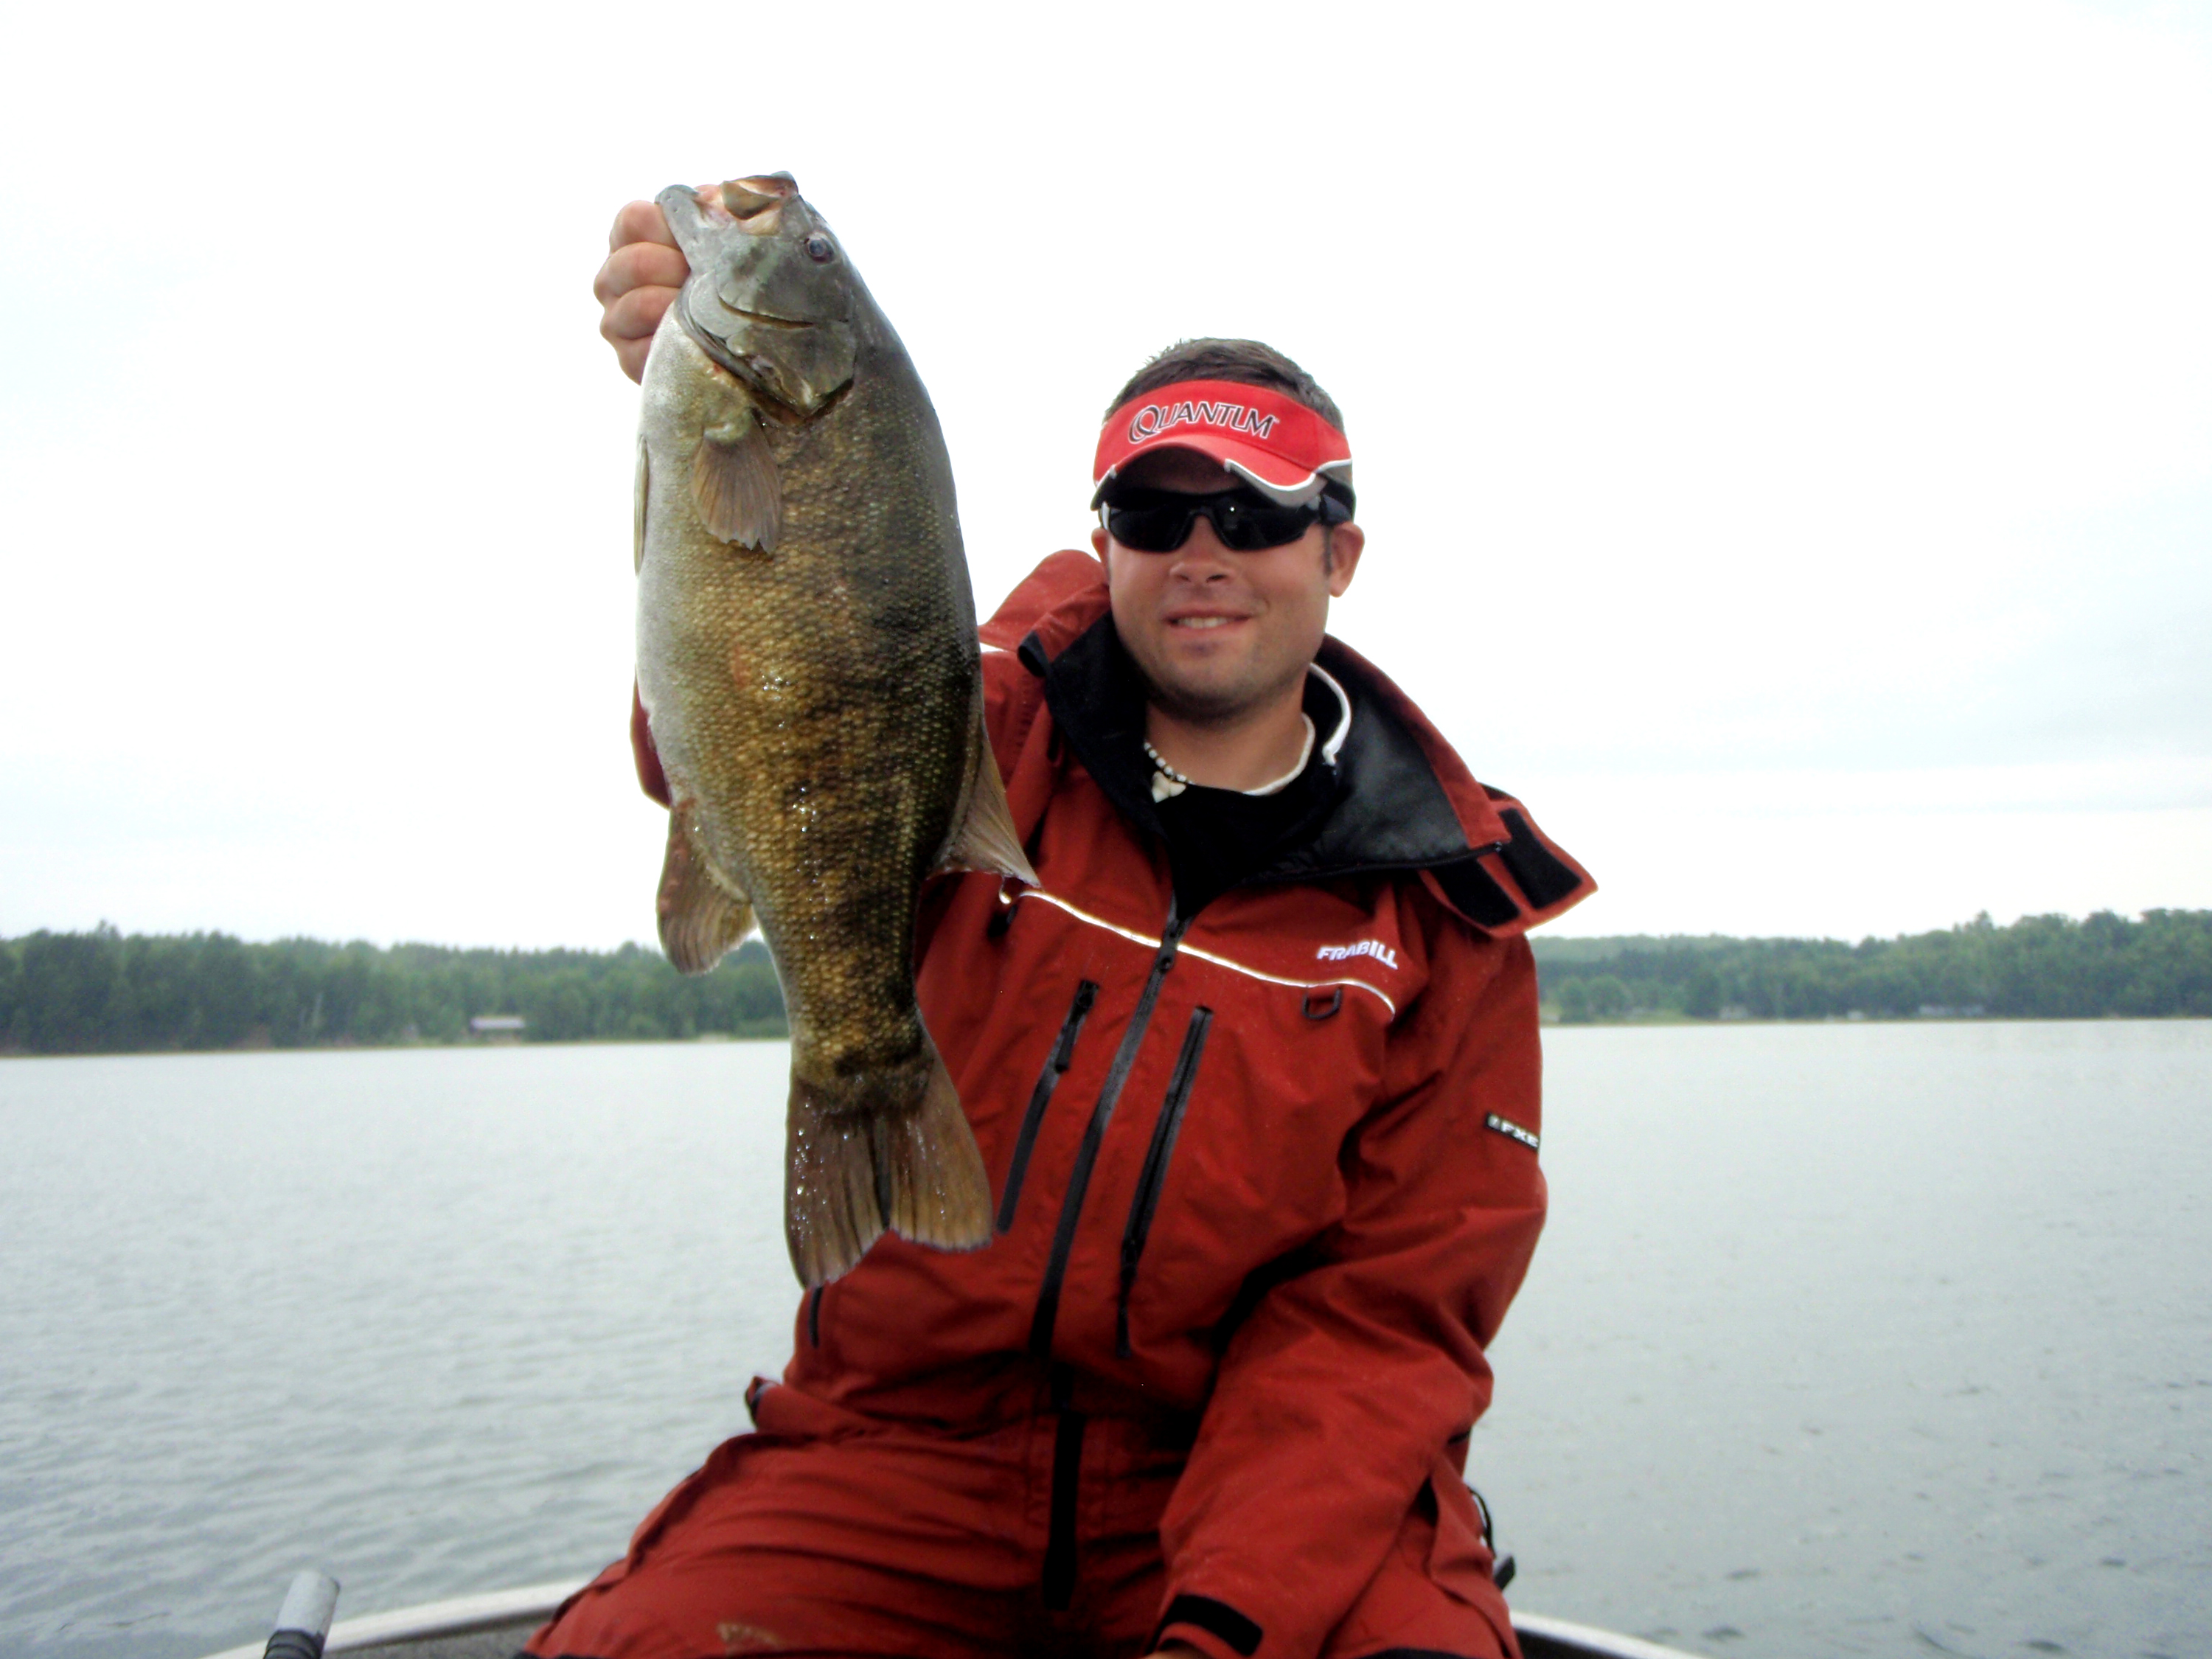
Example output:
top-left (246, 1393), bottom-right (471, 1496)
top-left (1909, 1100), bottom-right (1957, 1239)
top-left (195, 1581), bottom-right (587, 1659)
top-left (198, 1582), bottom-right (1707, 1659)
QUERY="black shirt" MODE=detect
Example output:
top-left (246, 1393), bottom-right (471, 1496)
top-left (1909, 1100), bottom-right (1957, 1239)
top-left (1037, 619), bottom-right (1348, 917)
top-left (1150, 672), bottom-right (1347, 915)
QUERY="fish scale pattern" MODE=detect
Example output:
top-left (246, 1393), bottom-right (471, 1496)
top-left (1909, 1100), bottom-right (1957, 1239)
top-left (634, 180), bottom-right (999, 1281)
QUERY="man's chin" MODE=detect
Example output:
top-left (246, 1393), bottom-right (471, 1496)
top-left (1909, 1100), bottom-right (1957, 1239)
top-left (1141, 669), bottom-right (1270, 726)
top-left (1124, 636), bottom-right (1307, 726)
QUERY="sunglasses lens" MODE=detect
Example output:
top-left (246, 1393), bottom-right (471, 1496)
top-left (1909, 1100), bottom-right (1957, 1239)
top-left (1209, 496), bottom-right (1318, 551)
top-left (1104, 502), bottom-right (1198, 552)
top-left (1103, 488), bottom-right (1324, 553)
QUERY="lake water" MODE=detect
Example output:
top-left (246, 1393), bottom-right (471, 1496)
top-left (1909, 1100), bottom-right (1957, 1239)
top-left (1, 1025), bottom-right (2205, 1659)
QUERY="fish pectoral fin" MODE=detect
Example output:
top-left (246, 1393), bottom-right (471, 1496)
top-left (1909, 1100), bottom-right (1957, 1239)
top-left (633, 433), bottom-right (650, 573)
top-left (657, 810), bottom-right (756, 973)
top-left (690, 414), bottom-right (782, 551)
top-left (934, 702), bottom-right (1040, 885)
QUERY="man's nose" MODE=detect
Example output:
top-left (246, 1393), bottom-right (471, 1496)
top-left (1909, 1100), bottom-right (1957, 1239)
top-left (1171, 515), bottom-right (1235, 573)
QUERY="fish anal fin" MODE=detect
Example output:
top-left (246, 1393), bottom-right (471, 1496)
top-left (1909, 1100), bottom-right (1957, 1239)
top-left (785, 1039), bottom-right (992, 1287)
top-left (690, 414), bottom-right (782, 551)
top-left (657, 810), bottom-right (754, 973)
top-left (934, 701), bottom-right (1039, 885)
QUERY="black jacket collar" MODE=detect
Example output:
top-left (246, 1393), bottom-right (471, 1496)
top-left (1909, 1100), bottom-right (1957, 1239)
top-left (1023, 615), bottom-right (1489, 889)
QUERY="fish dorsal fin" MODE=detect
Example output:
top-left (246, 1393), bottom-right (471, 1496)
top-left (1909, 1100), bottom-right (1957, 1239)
top-left (633, 433), bottom-right (650, 573)
top-left (658, 807), bottom-right (757, 973)
top-left (691, 413), bottom-right (782, 551)
top-left (936, 700), bottom-right (1040, 885)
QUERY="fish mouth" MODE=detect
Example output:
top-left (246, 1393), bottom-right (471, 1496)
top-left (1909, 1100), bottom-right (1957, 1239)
top-left (698, 173), bottom-right (799, 232)
top-left (727, 304), bottom-right (813, 331)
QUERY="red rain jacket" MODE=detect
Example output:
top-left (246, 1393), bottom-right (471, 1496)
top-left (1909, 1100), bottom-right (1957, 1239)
top-left (633, 549), bottom-right (1592, 1659)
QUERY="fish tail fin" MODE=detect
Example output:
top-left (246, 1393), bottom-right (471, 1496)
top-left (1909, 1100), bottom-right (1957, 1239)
top-left (874, 1048), bottom-right (994, 1251)
top-left (785, 1041), bottom-right (992, 1287)
top-left (784, 1084), bottom-right (885, 1288)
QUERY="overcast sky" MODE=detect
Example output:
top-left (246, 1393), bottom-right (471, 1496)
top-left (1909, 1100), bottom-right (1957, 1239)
top-left (3, 0), bottom-right (2208, 947)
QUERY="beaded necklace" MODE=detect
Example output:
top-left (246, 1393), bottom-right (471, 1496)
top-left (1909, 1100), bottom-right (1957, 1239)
top-left (1143, 740), bottom-right (1196, 801)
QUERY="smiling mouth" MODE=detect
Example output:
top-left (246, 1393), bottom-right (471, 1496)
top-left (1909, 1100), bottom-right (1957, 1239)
top-left (1169, 616), bottom-right (1244, 629)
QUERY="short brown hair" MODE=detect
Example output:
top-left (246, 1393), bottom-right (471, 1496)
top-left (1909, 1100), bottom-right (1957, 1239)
top-left (1107, 338), bottom-right (1345, 433)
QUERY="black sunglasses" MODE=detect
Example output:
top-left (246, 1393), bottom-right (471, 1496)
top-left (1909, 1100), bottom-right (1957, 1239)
top-left (1099, 485), bottom-right (1351, 554)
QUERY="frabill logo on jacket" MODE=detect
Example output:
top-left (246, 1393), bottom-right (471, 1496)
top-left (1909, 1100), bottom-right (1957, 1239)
top-left (1316, 939), bottom-right (1399, 970)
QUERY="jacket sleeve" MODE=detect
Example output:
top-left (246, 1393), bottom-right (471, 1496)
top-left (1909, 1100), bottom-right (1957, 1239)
top-left (1153, 929), bottom-right (1548, 1659)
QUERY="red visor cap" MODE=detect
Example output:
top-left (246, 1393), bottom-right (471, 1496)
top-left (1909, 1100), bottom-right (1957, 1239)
top-left (1092, 379), bottom-right (1353, 508)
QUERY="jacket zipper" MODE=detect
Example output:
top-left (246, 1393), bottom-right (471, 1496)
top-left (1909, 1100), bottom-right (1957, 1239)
top-left (997, 979), bottom-right (1099, 1233)
top-left (1114, 1006), bottom-right (1213, 1359)
top-left (1028, 902), bottom-right (1189, 1357)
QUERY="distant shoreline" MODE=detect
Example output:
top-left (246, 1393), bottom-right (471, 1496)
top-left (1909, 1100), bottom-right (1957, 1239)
top-left (4, 909), bottom-right (2207, 1054)
top-left (0, 1031), bottom-right (792, 1060)
top-left (0, 929), bottom-right (788, 1057)
top-left (1538, 1009), bottom-right (2210, 1028)
top-left (1532, 909), bottom-right (2210, 1024)
top-left (10, 1012), bottom-right (2210, 1062)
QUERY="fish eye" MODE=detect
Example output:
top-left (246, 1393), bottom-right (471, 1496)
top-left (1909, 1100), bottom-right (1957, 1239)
top-left (804, 234), bottom-right (836, 263)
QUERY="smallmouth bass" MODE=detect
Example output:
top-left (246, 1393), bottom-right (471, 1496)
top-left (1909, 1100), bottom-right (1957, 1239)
top-left (634, 173), bottom-right (1034, 1286)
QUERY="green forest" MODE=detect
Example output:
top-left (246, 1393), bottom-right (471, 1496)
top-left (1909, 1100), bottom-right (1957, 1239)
top-left (0, 928), bottom-right (787, 1054)
top-left (2, 909), bottom-right (2208, 1055)
top-left (1531, 908), bottom-right (2212, 1023)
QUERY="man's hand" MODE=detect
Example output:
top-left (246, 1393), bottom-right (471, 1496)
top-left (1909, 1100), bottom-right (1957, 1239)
top-left (594, 200), bottom-right (689, 384)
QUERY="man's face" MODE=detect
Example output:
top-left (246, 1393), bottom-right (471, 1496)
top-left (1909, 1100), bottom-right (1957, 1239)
top-left (1091, 448), bottom-right (1363, 726)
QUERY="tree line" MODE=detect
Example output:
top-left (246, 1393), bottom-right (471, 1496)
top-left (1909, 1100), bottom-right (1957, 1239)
top-left (4, 908), bottom-right (2208, 1055)
top-left (1531, 909), bottom-right (2212, 1023)
top-left (0, 928), bottom-right (788, 1054)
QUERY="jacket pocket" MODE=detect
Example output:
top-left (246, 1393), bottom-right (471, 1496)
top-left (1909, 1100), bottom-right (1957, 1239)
top-left (1116, 1006), bottom-right (1213, 1357)
top-left (997, 978), bottom-right (1099, 1231)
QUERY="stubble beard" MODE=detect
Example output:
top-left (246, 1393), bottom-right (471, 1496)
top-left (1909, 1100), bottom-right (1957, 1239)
top-left (1129, 647), bottom-right (1307, 731)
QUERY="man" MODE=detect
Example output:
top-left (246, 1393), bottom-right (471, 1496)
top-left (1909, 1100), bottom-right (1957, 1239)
top-left (544, 203), bottom-right (1593, 1659)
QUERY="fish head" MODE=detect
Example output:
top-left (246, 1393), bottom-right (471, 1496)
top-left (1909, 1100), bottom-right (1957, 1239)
top-left (657, 175), bottom-right (860, 418)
